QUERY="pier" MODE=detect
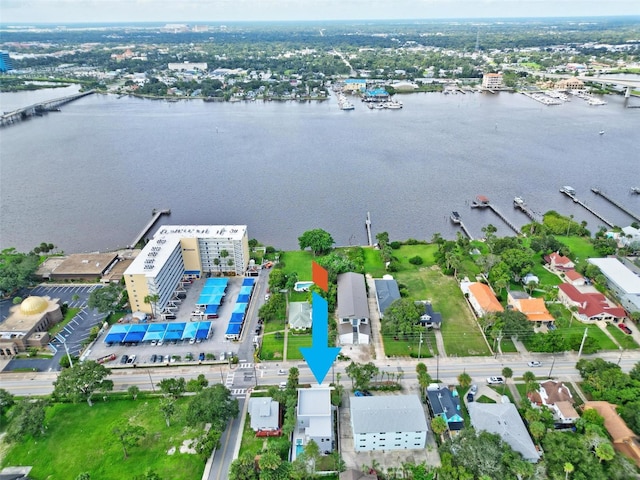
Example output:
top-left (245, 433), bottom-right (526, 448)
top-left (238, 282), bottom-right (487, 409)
top-left (470, 196), bottom-right (522, 236)
top-left (365, 212), bottom-right (372, 246)
top-left (1, 90), bottom-right (95, 127)
top-left (513, 197), bottom-right (539, 222)
top-left (129, 209), bottom-right (171, 249)
top-left (450, 211), bottom-right (474, 240)
top-left (591, 188), bottom-right (640, 222)
top-left (559, 187), bottom-right (614, 228)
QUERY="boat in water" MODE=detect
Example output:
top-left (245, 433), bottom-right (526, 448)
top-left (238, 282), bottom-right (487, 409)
top-left (384, 101), bottom-right (403, 109)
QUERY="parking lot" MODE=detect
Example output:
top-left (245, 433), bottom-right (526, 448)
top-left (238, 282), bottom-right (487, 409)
top-left (87, 274), bottom-right (267, 369)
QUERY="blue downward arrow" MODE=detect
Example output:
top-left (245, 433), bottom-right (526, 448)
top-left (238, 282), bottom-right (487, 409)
top-left (300, 292), bottom-right (341, 384)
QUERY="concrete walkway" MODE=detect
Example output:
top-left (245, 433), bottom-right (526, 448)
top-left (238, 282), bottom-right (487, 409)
top-left (365, 274), bottom-right (386, 361)
top-left (434, 329), bottom-right (447, 358)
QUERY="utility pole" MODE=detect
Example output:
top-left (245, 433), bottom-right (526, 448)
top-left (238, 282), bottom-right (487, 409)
top-left (577, 327), bottom-right (588, 358)
top-left (418, 331), bottom-right (423, 359)
top-left (547, 356), bottom-right (556, 379)
top-left (436, 353), bottom-right (439, 382)
top-left (56, 334), bottom-right (73, 368)
top-left (148, 371), bottom-right (156, 393)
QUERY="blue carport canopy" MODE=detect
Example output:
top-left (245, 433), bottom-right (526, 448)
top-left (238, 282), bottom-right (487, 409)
top-left (239, 286), bottom-right (253, 295)
top-left (237, 294), bottom-right (250, 303)
top-left (242, 278), bottom-right (255, 286)
top-left (233, 303), bottom-right (247, 314)
top-left (143, 323), bottom-right (167, 342)
top-left (124, 324), bottom-right (146, 343)
top-left (225, 323), bottom-right (242, 335)
top-left (196, 322), bottom-right (211, 339)
top-left (181, 323), bottom-right (198, 340)
top-left (104, 324), bottom-right (129, 344)
top-left (229, 312), bottom-right (244, 324)
top-left (205, 304), bottom-right (219, 315)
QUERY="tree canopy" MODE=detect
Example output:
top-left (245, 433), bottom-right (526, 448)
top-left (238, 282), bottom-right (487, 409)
top-left (87, 283), bottom-right (125, 314)
top-left (52, 360), bottom-right (113, 406)
top-left (0, 247), bottom-right (39, 296)
top-left (297, 229), bottom-right (334, 256)
top-left (185, 384), bottom-right (239, 430)
top-left (380, 298), bottom-right (422, 338)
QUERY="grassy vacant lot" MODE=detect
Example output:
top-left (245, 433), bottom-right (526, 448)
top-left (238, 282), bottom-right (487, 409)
top-left (279, 250), bottom-right (314, 280)
top-left (606, 323), bottom-right (639, 350)
top-left (395, 264), bottom-right (490, 357)
top-left (547, 304), bottom-right (618, 351)
top-left (260, 332), bottom-right (284, 360)
top-left (1, 398), bottom-right (203, 480)
top-left (557, 236), bottom-right (599, 264)
top-left (382, 329), bottom-right (437, 358)
top-left (286, 333), bottom-right (312, 360)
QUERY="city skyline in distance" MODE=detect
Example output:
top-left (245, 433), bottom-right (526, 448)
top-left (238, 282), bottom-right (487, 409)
top-left (1, 0), bottom-right (639, 24)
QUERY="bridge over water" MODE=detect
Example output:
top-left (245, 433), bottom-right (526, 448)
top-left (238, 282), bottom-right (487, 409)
top-left (1, 90), bottom-right (95, 127)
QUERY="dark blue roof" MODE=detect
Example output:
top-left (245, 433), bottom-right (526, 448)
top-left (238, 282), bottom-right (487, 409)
top-left (426, 386), bottom-right (464, 430)
top-left (374, 278), bottom-right (401, 315)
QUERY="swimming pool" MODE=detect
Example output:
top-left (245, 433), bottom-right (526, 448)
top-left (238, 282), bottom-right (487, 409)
top-left (294, 281), bottom-right (314, 292)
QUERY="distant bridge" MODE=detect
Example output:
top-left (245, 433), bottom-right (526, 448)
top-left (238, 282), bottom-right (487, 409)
top-left (575, 76), bottom-right (640, 98)
top-left (1, 90), bottom-right (95, 127)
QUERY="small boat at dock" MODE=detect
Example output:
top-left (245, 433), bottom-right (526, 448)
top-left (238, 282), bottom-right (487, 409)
top-left (450, 211), bottom-right (461, 224)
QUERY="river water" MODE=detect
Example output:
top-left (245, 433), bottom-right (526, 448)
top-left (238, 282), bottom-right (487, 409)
top-left (0, 86), bottom-right (638, 254)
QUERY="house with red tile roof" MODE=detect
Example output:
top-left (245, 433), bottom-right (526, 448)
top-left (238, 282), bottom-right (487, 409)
top-left (460, 281), bottom-right (503, 317)
top-left (544, 252), bottom-right (575, 272)
top-left (563, 269), bottom-right (585, 286)
top-left (584, 401), bottom-right (640, 468)
top-left (558, 283), bottom-right (627, 323)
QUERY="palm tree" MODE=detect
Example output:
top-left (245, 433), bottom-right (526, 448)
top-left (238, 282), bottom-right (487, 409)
top-left (563, 462), bottom-right (574, 480)
top-left (213, 258), bottom-right (220, 275)
top-left (594, 442), bottom-right (615, 463)
top-left (143, 293), bottom-right (160, 319)
top-left (220, 249), bottom-right (229, 273)
top-left (502, 366), bottom-right (513, 394)
top-left (523, 371), bottom-right (538, 393)
top-left (458, 372), bottom-right (472, 390)
top-left (431, 415), bottom-right (448, 439)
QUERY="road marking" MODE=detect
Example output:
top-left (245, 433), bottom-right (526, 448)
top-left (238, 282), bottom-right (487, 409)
top-left (238, 363), bottom-right (253, 369)
top-left (232, 388), bottom-right (247, 396)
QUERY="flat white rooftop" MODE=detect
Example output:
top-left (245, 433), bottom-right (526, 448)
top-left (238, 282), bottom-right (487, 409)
top-left (588, 257), bottom-right (640, 294)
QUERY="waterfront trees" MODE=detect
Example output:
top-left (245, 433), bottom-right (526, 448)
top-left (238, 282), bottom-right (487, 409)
top-left (0, 247), bottom-right (39, 296)
top-left (380, 298), bottom-right (422, 338)
top-left (88, 282), bottom-right (124, 315)
top-left (297, 228), bottom-right (334, 256)
top-left (7, 398), bottom-right (47, 441)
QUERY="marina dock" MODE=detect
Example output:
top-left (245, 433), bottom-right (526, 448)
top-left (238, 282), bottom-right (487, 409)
top-left (450, 211), bottom-right (474, 240)
top-left (560, 187), bottom-right (614, 228)
top-left (470, 196), bottom-right (522, 236)
top-left (129, 209), bottom-right (171, 248)
top-left (513, 196), bottom-right (539, 222)
top-left (365, 212), bottom-right (373, 246)
top-left (591, 188), bottom-right (640, 222)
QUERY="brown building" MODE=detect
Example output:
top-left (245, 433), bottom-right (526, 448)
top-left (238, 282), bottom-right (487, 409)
top-left (0, 296), bottom-right (62, 355)
top-left (47, 253), bottom-right (119, 281)
top-left (584, 401), bottom-right (640, 467)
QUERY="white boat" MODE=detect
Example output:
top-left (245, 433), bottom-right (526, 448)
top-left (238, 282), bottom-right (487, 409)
top-left (384, 101), bottom-right (403, 109)
top-left (599, 130), bottom-right (605, 135)
top-left (340, 102), bottom-right (355, 110)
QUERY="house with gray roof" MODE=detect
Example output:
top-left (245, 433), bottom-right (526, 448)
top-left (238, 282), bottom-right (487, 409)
top-left (288, 301), bottom-right (312, 330)
top-left (350, 394), bottom-right (428, 452)
top-left (248, 397), bottom-right (280, 433)
top-left (374, 276), bottom-right (401, 317)
top-left (416, 301), bottom-right (442, 329)
top-left (468, 402), bottom-right (541, 462)
top-left (426, 384), bottom-right (463, 431)
top-left (337, 272), bottom-right (370, 344)
top-left (296, 387), bottom-right (334, 454)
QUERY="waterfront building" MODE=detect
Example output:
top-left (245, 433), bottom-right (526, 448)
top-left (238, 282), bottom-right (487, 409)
top-left (555, 77), bottom-right (585, 90)
top-left (343, 79), bottom-right (367, 93)
top-left (124, 225), bottom-right (249, 314)
top-left (0, 51), bottom-right (13, 72)
top-left (482, 73), bottom-right (503, 89)
top-left (337, 272), bottom-right (370, 345)
top-left (288, 301), bottom-right (312, 330)
top-left (507, 291), bottom-right (555, 325)
top-left (588, 257), bottom-right (640, 313)
top-left (350, 394), bottom-right (428, 452)
top-left (373, 276), bottom-right (401, 318)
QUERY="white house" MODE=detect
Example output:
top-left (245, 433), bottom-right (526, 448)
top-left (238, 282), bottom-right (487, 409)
top-left (296, 388), bottom-right (334, 454)
top-left (350, 395), bottom-right (428, 452)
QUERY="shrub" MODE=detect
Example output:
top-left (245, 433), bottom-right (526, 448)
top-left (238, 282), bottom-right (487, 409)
top-left (390, 241), bottom-right (402, 249)
top-left (409, 256), bottom-right (424, 265)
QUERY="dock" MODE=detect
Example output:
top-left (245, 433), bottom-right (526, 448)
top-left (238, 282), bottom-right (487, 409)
top-left (450, 212), bottom-right (474, 240)
top-left (513, 197), bottom-right (538, 222)
top-left (559, 188), bottom-right (614, 228)
top-left (591, 188), bottom-right (640, 222)
top-left (470, 196), bottom-right (522, 236)
top-left (365, 212), bottom-right (372, 246)
top-left (128, 209), bottom-right (171, 248)
top-left (1, 90), bottom-right (95, 127)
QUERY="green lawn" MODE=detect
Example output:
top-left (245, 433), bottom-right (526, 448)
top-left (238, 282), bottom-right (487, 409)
top-left (264, 315), bottom-right (287, 335)
top-left (606, 324), bottom-right (639, 350)
top-left (556, 236), bottom-right (599, 265)
top-left (48, 307), bottom-right (80, 337)
top-left (260, 332), bottom-right (285, 360)
top-left (286, 333), bottom-right (313, 360)
top-left (392, 244), bottom-right (438, 268)
top-left (500, 337), bottom-right (518, 353)
top-left (0, 398), bottom-right (203, 480)
top-left (531, 263), bottom-right (562, 286)
top-left (475, 395), bottom-right (496, 404)
top-left (363, 247), bottom-right (386, 277)
top-left (381, 330), bottom-right (435, 358)
top-left (278, 250), bottom-right (314, 279)
top-left (547, 304), bottom-right (618, 351)
top-left (393, 267), bottom-right (490, 357)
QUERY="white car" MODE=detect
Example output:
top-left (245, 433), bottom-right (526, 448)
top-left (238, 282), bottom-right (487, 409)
top-left (278, 369), bottom-right (287, 375)
top-left (486, 376), bottom-right (505, 385)
top-left (468, 384), bottom-right (478, 395)
top-left (527, 361), bottom-right (542, 367)
top-left (265, 293), bottom-right (271, 301)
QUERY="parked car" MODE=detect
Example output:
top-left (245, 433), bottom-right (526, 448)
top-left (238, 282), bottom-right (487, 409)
top-left (528, 361), bottom-right (542, 367)
top-left (150, 354), bottom-right (157, 363)
top-left (264, 293), bottom-right (271, 301)
top-left (278, 369), bottom-right (287, 375)
top-left (279, 382), bottom-right (287, 390)
top-left (354, 390), bottom-right (364, 397)
top-left (487, 376), bottom-right (505, 385)
top-left (126, 355), bottom-right (136, 364)
top-left (255, 325), bottom-right (261, 334)
top-left (467, 392), bottom-right (475, 402)
top-left (199, 352), bottom-right (205, 361)
top-left (619, 323), bottom-right (632, 335)
top-left (469, 384), bottom-right (478, 395)
top-left (120, 355), bottom-right (129, 364)
top-left (362, 390), bottom-right (373, 396)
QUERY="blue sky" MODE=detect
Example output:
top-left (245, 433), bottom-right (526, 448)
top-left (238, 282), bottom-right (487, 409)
top-left (2, 0), bottom-right (639, 23)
